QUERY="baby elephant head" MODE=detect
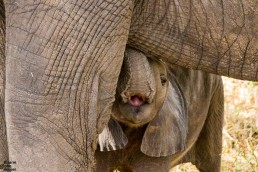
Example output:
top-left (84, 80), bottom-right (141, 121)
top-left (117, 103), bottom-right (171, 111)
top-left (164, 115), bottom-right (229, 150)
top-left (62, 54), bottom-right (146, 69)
top-left (113, 47), bottom-right (169, 127)
top-left (98, 47), bottom-right (188, 157)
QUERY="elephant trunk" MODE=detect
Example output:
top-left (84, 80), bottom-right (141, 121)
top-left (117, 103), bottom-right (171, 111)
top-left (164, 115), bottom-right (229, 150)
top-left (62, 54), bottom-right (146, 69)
top-left (118, 47), bottom-right (156, 105)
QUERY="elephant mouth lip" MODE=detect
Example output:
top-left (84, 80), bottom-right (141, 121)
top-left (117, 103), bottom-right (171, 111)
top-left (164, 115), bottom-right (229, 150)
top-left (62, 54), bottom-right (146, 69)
top-left (129, 95), bottom-right (145, 106)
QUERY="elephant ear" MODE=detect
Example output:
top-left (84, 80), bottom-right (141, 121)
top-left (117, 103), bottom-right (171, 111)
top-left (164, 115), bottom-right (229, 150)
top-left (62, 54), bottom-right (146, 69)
top-left (98, 117), bottom-right (128, 151)
top-left (141, 72), bottom-right (188, 157)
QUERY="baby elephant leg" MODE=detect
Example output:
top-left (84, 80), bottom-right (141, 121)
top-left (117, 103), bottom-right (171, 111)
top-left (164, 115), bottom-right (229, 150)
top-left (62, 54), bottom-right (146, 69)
top-left (194, 79), bottom-right (224, 172)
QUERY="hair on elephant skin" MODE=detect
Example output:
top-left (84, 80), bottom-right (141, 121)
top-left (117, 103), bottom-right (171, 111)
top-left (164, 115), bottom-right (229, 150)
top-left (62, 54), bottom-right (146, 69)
top-left (96, 47), bottom-right (224, 172)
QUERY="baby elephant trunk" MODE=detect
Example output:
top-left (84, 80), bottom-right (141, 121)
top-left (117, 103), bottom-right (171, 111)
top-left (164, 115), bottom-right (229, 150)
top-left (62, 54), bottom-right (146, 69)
top-left (118, 47), bottom-right (156, 105)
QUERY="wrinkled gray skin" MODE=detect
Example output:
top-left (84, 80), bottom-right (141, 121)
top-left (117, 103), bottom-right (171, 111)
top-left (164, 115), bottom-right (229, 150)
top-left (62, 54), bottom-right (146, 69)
top-left (96, 47), bottom-right (224, 172)
top-left (1, 0), bottom-right (257, 171)
top-left (0, 2), bottom-right (7, 165)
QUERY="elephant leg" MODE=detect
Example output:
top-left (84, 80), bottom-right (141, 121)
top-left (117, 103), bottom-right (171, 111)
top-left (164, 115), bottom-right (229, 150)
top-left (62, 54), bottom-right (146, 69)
top-left (193, 77), bottom-right (224, 172)
top-left (5, 0), bottom-right (133, 171)
top-left (0, 0), bottom-right (8, 165)
top-left (0, 63), bottom-right (7, 167)
top-left (0, 74), bottom-right (8, 167)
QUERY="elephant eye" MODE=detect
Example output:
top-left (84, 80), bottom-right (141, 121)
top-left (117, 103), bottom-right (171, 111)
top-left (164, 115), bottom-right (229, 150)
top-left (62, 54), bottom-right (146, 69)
top-left (160, 74), bottom-right (167, 86)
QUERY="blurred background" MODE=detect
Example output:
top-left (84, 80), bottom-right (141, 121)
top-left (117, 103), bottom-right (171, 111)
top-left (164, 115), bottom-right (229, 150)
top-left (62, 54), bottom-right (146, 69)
top-left (171, 77), bottom-right (258, 172)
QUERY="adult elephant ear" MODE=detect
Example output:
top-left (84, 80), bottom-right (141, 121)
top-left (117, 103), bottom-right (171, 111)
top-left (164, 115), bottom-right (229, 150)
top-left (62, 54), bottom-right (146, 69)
top-left (141, 72), bottom-right (188, 157)
top-left (98, 117), bottom-right (128, 151)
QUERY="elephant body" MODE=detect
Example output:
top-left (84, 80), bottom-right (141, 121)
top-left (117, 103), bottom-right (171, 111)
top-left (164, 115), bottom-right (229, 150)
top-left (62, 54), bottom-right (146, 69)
top-left (1, 0), bottom-right (257, 171)
top-left (95, 48), bottom-right (224, 172)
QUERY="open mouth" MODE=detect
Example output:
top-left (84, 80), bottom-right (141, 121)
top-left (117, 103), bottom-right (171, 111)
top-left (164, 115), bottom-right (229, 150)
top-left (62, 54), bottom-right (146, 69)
top-left (117, 94), bottom-right (153, 125)
top-left (129, 95), bottom-right (145, 106)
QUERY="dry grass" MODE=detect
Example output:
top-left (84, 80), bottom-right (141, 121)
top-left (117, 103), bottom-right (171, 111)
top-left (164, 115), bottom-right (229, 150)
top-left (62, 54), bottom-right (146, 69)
top-left (221, 77), bottom-right (258, 171)
top-left (171, 77), bottom-right (258, 172)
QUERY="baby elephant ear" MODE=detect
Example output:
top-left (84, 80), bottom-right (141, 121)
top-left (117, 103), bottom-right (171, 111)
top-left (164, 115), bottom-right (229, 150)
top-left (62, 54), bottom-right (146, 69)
top-left (98, 117), bottom-right (128, 151)
top-left (141, 73), bottom-right (188, 157)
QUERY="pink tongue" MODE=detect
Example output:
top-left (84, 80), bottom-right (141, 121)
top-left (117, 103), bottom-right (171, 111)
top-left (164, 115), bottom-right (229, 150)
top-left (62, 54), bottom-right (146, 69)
top-left (130, 96), bottom-right (143, 106)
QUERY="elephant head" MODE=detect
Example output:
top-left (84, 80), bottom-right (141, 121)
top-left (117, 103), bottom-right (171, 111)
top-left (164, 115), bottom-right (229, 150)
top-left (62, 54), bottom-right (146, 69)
top-left (98, 47), bottom-right (187, 157)
top-left (113, 47), bottom-right (166, 127)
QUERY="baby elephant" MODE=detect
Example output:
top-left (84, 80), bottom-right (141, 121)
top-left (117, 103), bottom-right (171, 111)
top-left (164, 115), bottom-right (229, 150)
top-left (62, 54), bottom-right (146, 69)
top-left (95, 47), bottom-right (224, 172)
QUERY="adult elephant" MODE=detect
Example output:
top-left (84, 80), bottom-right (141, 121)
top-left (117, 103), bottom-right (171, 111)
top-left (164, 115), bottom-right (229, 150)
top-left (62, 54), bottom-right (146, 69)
top-left (2, 0), bottom-right (258, 171)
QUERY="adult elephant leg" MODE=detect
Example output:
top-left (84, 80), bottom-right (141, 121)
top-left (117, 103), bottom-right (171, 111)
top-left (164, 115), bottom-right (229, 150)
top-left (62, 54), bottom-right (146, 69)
top-left (129, 0), bottom-right (258, 81)
top-left (5, 0), bottom-right (133, 171)
top-left (0, 0), bottom-right (7, 164)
